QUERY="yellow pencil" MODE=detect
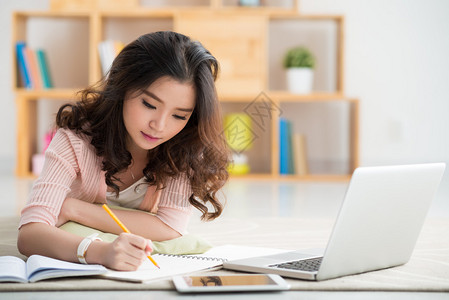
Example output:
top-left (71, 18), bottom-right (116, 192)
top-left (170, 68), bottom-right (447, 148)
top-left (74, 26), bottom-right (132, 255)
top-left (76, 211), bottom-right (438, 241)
top-left (102, 204), bottom-right (160, 269)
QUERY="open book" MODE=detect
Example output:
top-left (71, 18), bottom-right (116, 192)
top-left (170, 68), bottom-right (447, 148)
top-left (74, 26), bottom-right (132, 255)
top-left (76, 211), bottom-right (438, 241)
top-left (101, 244), bottom-right (289, 283)
top-left (0, 255), bottom-right (107, 283)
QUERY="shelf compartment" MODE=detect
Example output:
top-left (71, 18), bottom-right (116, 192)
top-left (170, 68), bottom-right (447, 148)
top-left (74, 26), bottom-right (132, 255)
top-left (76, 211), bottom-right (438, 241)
top-left (175, 12), bottom-right (268, 97)
top-left (268, 15), bottom-right (344, 95)
top-left (221, 101), bottom-right (273, 175)
top-left (12, 12), bottom-right (91, 90)
top-left (276, 99), bottom-right (358, 177)
top-left (101, 16), bottom-right (174, 44)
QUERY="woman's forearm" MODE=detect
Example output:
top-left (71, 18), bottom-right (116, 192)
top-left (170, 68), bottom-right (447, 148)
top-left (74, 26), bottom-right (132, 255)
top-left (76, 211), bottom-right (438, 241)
top-left (17, 222), bottom-right (98, 263)
top-left (61, 198), bottom-right (180, 241)
top-left (17, 222), bottom-right (153, 271)
top-left (103, 208), bottom-right (181, 241)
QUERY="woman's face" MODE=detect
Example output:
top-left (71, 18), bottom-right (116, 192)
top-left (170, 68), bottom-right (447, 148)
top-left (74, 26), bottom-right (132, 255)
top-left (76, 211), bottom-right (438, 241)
top-left (123, 76), bottom-right (196, 155)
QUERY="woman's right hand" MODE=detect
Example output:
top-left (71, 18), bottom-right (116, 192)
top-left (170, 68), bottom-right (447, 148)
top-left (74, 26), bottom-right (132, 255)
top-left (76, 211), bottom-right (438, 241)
top-left (88, 233), bottom-right (153, 271)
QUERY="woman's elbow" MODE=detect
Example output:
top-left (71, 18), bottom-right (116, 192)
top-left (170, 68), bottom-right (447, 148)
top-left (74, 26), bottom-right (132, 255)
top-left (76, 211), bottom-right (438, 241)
top-left (166, 230), bottom-right (182, 241)
top-left (17, 223), bottom-right (42, 257)
top-left (155, 223), bottom-right (182, 242)
top-left (17, 226), bottom-right (30, 256)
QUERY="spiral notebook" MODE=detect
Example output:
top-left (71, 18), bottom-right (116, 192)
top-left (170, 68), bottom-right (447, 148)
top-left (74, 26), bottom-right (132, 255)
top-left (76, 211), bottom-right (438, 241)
top-left (101, 245), bottom-right (289, 283)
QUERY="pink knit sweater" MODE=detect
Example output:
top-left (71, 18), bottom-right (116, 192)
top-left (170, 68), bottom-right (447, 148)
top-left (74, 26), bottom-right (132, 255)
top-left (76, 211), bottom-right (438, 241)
top-left (19, 128), bottom-right (193, 234)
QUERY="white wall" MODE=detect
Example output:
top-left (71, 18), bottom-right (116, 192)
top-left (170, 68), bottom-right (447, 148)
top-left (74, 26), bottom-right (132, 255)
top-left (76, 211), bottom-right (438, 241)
top-left (301, 0), bottom-right (449, 166)
top-left (0, 0), bottom-right (448, 174)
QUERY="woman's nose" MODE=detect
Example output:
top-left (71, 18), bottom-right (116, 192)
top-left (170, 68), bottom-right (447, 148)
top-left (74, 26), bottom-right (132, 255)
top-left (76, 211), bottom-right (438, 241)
top-left (149, 113), bottom-right (167, 132)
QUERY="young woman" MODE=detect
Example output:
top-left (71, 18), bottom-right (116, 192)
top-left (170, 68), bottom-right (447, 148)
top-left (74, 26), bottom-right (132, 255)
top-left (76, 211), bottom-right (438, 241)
top-left (17, 31), bottom-right (230, 271)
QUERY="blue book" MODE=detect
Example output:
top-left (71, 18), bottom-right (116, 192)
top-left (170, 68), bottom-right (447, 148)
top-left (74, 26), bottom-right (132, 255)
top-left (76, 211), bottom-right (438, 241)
top-left (286, 121), bottom-right (294, 174)
top-left (36, 49), bottom-right (53, 89)
top-left (279, 118), bottom-right (290, 174)
top-left (15, 42), bottom-right (32, 89)
top-left (280, 118), bottom-right (295, 174)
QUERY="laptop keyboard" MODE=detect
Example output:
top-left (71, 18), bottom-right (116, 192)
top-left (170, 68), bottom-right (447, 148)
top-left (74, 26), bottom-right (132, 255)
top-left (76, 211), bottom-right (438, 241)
top-left (269, 257), bottom-right (323, 272)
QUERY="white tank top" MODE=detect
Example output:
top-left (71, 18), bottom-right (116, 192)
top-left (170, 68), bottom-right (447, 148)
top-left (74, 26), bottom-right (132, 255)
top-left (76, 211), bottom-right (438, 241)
top-left (106, 177), bottom-right (147, 209)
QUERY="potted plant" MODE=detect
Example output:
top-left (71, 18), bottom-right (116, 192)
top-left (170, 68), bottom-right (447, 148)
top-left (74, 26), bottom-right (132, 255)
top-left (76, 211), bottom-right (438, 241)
top-left (283, 46), bottom-right (316, 94)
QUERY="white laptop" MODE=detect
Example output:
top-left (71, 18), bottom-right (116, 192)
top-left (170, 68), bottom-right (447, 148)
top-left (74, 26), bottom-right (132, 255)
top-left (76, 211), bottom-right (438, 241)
top-left (223, 163), bottom-right (446, 281)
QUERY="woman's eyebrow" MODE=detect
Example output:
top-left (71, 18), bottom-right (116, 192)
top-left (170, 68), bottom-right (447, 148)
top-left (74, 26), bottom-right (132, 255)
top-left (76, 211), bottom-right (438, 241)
top-left (142, 90), bottom-right (194, 112)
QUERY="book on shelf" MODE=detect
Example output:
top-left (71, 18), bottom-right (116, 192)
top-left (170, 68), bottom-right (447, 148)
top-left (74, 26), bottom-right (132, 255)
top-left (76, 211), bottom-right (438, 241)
top-left (98, 40), bottom-right (124, 76)
top-left (25, 47), bottom-right (43, 89)
top-left (0, 255), bottom-right (107, 283)
top-left (279, 117), bottom-right (292, 174)
top-left (36, 49), bottom-right (53, 88)
top-left (15, 42), bottom-right (32, 89)
top-left (15, 42), bottom-right (53, 90)
top-left (292, 133), bottom-right (309, 175)
top-left (279, 118), bottom-right (309, 175)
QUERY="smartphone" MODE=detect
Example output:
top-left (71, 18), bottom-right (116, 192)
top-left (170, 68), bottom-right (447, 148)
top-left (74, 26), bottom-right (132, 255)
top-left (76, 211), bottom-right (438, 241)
top-left (172, 274), bottom-right (290, 293)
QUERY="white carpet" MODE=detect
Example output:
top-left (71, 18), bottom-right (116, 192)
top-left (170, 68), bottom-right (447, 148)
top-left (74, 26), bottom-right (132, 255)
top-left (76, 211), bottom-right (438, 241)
top-left (1, 216), bottom-right (448, 291)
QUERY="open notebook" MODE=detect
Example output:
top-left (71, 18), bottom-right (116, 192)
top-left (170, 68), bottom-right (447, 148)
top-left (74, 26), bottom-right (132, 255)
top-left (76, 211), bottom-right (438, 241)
top-left (101, 245), bottom-right (289, 283)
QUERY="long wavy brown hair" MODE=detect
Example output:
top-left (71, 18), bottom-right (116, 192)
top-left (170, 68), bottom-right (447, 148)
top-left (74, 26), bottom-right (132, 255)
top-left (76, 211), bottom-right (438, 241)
top-left (56, 31), bottom-right (230, 220)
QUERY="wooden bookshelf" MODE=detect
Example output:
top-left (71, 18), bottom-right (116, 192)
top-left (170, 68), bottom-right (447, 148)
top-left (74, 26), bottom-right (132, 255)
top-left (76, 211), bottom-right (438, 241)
top-left (12, 0), bottom-right (359, 180)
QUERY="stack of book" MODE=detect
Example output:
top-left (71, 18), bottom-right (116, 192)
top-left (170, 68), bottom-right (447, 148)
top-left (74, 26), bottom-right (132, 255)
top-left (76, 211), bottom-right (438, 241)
top-left (279, 117), bottom-right (309, 175)
top-left (16, 42), bottom-right (53, 90)
top-left (98, 40), bottom-right (124, 76)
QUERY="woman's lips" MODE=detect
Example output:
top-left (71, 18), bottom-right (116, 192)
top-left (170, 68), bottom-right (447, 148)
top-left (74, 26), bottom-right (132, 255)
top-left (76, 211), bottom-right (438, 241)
top-left (141, 131), bottom-right (161, 142)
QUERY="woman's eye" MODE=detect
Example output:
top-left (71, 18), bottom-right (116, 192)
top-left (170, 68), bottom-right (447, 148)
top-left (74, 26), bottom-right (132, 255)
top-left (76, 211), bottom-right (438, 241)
top-left (174, 115), bottom-right (187, 121)
top-left (142, 100), bottom-right (156, 109)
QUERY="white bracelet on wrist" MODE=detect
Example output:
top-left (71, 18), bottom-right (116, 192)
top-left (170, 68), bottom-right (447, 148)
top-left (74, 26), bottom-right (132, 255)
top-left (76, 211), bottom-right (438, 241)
top-left (77, 233), bottom-right (102, 264)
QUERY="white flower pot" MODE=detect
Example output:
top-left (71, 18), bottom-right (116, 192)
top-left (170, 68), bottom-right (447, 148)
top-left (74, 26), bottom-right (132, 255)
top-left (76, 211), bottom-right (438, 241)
top-left (286, 67), bottom-right (314, 94)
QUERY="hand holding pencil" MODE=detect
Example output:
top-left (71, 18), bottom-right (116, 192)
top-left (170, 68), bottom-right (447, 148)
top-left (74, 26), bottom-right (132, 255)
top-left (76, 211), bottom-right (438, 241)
top-left (102, 204), bottom-right (160, 269)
